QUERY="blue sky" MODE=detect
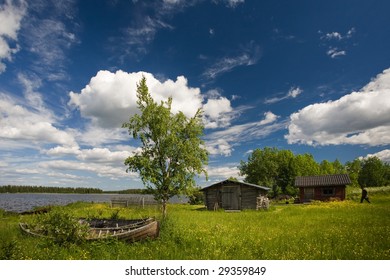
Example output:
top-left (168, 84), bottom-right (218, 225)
top-left (1, 0), bottom-right (390, 190)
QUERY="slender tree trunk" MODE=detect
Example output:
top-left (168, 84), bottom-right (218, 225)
top-left (162, 199), bottom-right (168, 218)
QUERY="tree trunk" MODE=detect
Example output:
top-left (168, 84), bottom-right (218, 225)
top-left (162, 199), bottom-right (168, 218)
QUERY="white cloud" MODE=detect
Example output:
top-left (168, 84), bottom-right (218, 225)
top-left (76, 148), bottom-right (131, 163)
top-left (206, 111), bottom-right (283, 156)
top-left (286, 68), bottom-right (390, 146)
top-left (321, 28), bottom-right (356, 41)
top-left (205, 164), bottom-right (242, 181)
top-left (202, 42), bottom-right (261, 80)
top-left (46, 145), bottom-right (81, 156)
top-left (0, 93), bottom-right (76, 147)
top-left (259, 111), bottom-right (279, 125)
top-left (364, 149), bottom-right (390, 163)
top-left (46, 144), bottom-right (142, 163)
top-left (39, 160), bottom-right (134, 180)
top-left (324, 32), bottom-right (342, 40)
top-left (42, 144), bottom-right (141, 180)
top-left (0, 0), bottom-right (27, 73)
top-left (40, 144), bottom-right (142, 184)
top-left (17, 73), bottom-right (55, 118)
top-left (21, 0), bottom-right (79, 80)
top-left (203, 90), bottom-right (234, 128)
top-left (265, 86), bottom-right (303, 104)
top-left (288, 87), bottom-right (302, 98)
top-left (206, 138), bottom-right (233, 156)
top-left (327, 48), bottom-right (346, 59)
top-left (69, 70), bottom-right (204, 130)
top-left (320, 28), bottom-right (355, 59)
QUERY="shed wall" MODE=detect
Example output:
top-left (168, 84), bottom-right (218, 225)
top-left (203, 183), bottom-right (268, 210)
top-left (299, 186), bottom-right (346, 202)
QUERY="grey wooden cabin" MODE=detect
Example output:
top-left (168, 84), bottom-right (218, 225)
top-left (201, 179), bottom-right (270, 210)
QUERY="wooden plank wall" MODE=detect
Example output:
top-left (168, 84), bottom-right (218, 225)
top-left (204, 184), bottom-right (268, 210)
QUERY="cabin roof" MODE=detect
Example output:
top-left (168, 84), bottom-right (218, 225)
top-left (295, 174), bottom-right (351, 187)
top-left (201, 179), bottom-right (270, 191)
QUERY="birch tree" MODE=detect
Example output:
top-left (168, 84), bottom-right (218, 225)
top-left (122, 77), bottom-right (208, 217)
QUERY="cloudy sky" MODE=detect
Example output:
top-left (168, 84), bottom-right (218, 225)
top-left (1, 0), bottom-right (390, 190)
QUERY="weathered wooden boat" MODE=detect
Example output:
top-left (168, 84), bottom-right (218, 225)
top-left (84, 217), bottom-right (159, 242)
top-left (19, 217), bottom-right (159, 243)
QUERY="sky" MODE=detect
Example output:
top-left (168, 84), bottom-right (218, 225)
top-left (1, 0), bottom-right (390, 190)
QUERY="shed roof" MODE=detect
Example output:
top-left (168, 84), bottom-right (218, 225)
top-left (201, 179), bottom-right (270, 191)
top-left (295, 174), bottom-right (351, 187)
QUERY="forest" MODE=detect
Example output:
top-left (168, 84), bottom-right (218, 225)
top-left (239, 147), bottom-right (390, 196)
top-left (0, 185), bottom-right (153, 194)
top-left (0, 185), bottom-right (104, 194)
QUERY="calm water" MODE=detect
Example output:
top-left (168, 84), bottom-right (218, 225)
top-left (0, 193), bottom-right (188, 213)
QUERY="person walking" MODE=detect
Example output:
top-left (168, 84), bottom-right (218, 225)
top-left (360, 188), bottom-right (371, 203)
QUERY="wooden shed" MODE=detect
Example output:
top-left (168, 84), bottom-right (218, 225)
top-left (295, 174), bottom-right (351, 203)
top-left (201, 179), bottom-right (270, 210)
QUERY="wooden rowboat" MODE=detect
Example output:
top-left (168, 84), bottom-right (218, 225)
top-left (85, 218), bottom-right (159, 242)
top-left (19, 217), bottom-right (159, 243)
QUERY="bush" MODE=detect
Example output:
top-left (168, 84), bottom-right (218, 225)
top-left (188, 190), bottom-right (204, 205)
top-left (32, 208), bottom-right (89, 245)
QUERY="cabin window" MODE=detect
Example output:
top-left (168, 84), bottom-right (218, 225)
top-left (322, 188), bottom-right (335, 196)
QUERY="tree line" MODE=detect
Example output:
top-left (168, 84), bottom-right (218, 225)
top-left (0, 185), bottom-right (104, 194)
top-left (239, 147), bottom-right (390, 197)
top-left (0, 185), bottom-right (156, 194)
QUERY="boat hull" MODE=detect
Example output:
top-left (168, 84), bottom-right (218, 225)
top-left (19, 218), bottom-right (159, 243)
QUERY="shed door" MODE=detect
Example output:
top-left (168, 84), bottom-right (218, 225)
top-left (304, 188), bottom-right (314, 201)
top-left (222, 186), bottom-right (240, 210)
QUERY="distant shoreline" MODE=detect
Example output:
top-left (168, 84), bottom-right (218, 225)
top-left (0, 185), bottom-right (151, 195)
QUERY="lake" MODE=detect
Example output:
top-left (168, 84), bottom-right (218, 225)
top-left (0, 193), bottom-right (188, 213)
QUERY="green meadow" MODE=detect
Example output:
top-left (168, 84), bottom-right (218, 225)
top-left (1, 187), bottom-right (389, 260)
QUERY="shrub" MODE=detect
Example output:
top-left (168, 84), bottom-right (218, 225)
top-left (32, 208), bottom-right (89, 245)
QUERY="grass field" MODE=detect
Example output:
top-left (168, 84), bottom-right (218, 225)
top-left (1, 187), bottom-right (389, 260)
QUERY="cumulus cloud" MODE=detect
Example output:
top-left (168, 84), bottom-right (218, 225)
top-left (68, 70), bottom-right (243, 147)
top-left (0, 0), bottom-right (27, 73)
top-left (69, 70), bottom-right (241, 135)
top-left (202, 90), bottom-right (235, 128)
top-left (69, 70), bottom-right (204, 129)
top-left (205, 164), bottom-right (243, 181)
top-left (363, 149), bottom-right (390, 163)
top-left (285, 68), bottom-right (390, 146)
top-left (265, 86), bottom-right (303, 104)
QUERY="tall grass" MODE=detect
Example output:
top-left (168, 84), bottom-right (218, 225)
top-left (1, 188), bottom-right (389, 260)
